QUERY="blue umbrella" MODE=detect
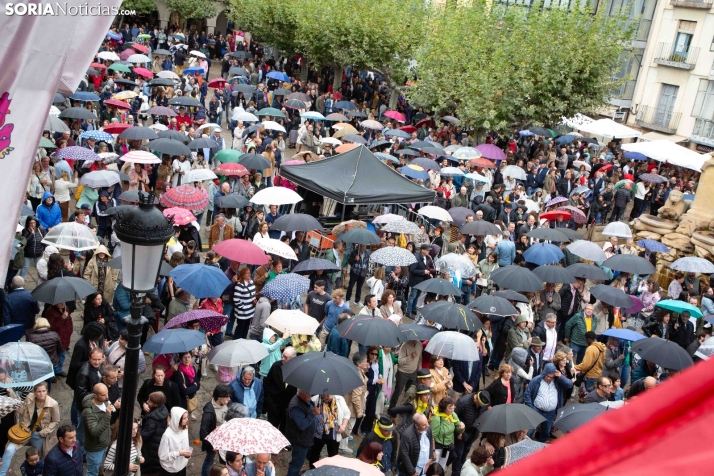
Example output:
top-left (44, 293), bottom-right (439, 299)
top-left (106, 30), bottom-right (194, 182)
top-left (624, 151), bottom-right (647, 161)
top-left (375, 152), bottom-right (399, 164)
top-left (170, 263), bottom-right (231, 299)
top-left (106, 32), bottom-right (121, 40)
top-left (334, 101), bottom-right (357, 111)
top-left (636, 239), bottom-right (669, 253)
top-left (266, 71), bottom-right (289, 82)
top-left (261, 273), bottom-right (310, 302)
top-left (399, 166), bottom-right (429, 180)
top-left (301, 111), bottom-right (325, 121)
top-left (53, 92), bottom-right (66, 104)
top-left (70, 91), bottom-right (100, 102)
top-left (183, 67), bottom-right (205, 75)
top-left (523, 243), bottom-right (564, 265)
top-left (80, 130), bottom-right (114, 142)
top-left (601, 328), bottom-right (645, 342)
top-left (143, 329), bottom-right (206, 355)
top-left (655, 299), bottom-right (703, 318)
top-left (385, 129), bottom-right (411, 139)
top-left (411, 157), bottom-right (441, 170)
top-left (555, 134), bottom-right (576, 145)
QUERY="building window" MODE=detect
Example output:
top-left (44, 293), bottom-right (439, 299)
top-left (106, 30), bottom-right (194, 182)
top-left (692, 80), bottom-right (714, 120)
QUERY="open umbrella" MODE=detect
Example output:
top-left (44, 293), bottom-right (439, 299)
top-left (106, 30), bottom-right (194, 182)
top-left (526, 228), bottom-right (569, 242)
top-left (400, 165), bottom-right (429, 180)
top-left (384, 110), bottom-right (406, 122)
top-left (0, 342), bottom-right (55, 388)
top-left (0, 396), bottom-right (22, 419)
top-left (448, 207), bottom-right (475, 226)
top-left (184, 169), bottom-right (217, 183)
top-left (494, 290), bottom-right (529, 304)
top-left (636, 239), bottom-right (669, 253)
top-left (261, 273), bottom-right (310, 302)
top-left (425, 331), bottom-right (479, 361)
top-left (418, 206), bottom-right (453, 223)
top-left (118, 126), bottom-right (159, 141)
top-left (270, 214), bottom-right (322, 232)
top-left (399, 324), bottom-right (440, 341)
top-left (369, 247), bottom-right (417, 267)
top-left (566, 240), bottom-right (607, 262)
top-left (476, 403), bottom-right (546, 434)
top-left (169, 264), bottom-right (231, 299)
top-left (669, 257), bottom-right (714, 274)
top-left (540, 210), bottom-right (571, 221)
top-left (212, 239), bottom-right (270, 265)
top-left (468, 295), bottom-right (518, 317)
top-left (412, 278), bottom-right (462, 296)
top-left (373, 214), bottom-right (405, 225)
top-left (162, 207), bottom-right (195, 226)
top-left (265, 309), bottom-right (320, 335)
top-left (567, 263), bottom-right (610, 281)
top-left (460, 221), bottom-right (502, 236)
top-left (165, 309), bottom-right (227, 333)
top-left (55, 146), bottom-right (100, 162)
top-left (255, 238), bottom-right (299, 260)
top-left (148, 138), bottom-right (192, 156)
top-left (282, 351), bottom-right (365, 395)
top-left (80, 170), bottom-right (121, 188)
top-left (453, 147), bottom-right (482, 160)
top-left (655, 299), bottom-right (703, 318)
top-left (602, 255), bottom-right (656, 275)
top-left (631, 337), bottom-right (693, 370)
top-left (31, 277), bottom-right (96, 304)
top-left (589, 284), bottom-right (634, 308)
top-left (143, 329), bottom-right (208, 355)
top-left (215, 164), bottom-right (249, 179)
top-left (602, 221), bottom-right (632, 238)
top-left (337, 317), bottom-right (403, 347)
top-left (490, 266), bottom-right (543, 292)
top-left (41, 222), bottom-right (99, 251)
top-left (532, 265), bottom-right (576, 284)
top-left (314, 456), bottom-right (382, 476)
top-left (502, 165), bottom-right (526, 180)
top-left (160, 185), bottom-right (208, 210)
top-left (436, 253), bottom-right (477, 276)
top-left (339, 228), bottom-right (381, 246)
top-left (554, 403), bottom-right (608, 433)
top-left (601, 328), bottom-right (645, 342)
top-left (523, 243), bottom-right (564, 266)
top-left (546, 196), bottom-right (569, 208)
top-left (381, 220), bottom-right (421, 236)
top-left (291, 258), bottom-right (340, 275)
top-left (475, 143), bottom-right (506, 161)
top-left (205, 418), bottom-right (289, 455)
top-left (251, 186), bottom-right (302, 206)
top-left (207, 339), bottom-right (269, 367)
top-left (624, 295), bottom-right (644, 315)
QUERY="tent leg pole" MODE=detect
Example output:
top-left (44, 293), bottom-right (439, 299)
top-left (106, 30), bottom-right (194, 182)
top-left (341, 206), bottom-right (346, 221)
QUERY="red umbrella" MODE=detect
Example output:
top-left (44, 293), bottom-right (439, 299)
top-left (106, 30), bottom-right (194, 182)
top-left (624, 173), bottom-right (635, 181)
top-left (119, 48), bottom-right (136, 61)
top-left (399, 125), bottom-right (417, 134)
top-left (103, 123), bottom-right (131, 134)
top-left (599, 164), bottom-right (613, 172)
top-left (160, 185), bottom-right (208, 210)
top-left (384, 110), bottom-right (406, 122)
top-left (415, 117), bottom-right (434, 128)
top-left (213, 239), bottom-right (270, 265)
top-left (208, 78), bottom-right (227, 88)
top-left (332, 92), bottom-right (343, 100)
top-left (557, 206), bottom-right (587, 224)
top-left (104, 99), bottom-right (131, 110)
top-left (541, 210), bottom-right (572, 220)
top-left (90, 62), bottom-right (107, 70)
top-left (162, 207), bottom-right (195, 226)
top-left (214, 163), bottom-right (249, 177)
top-left (132, 44), bottom-right (149, 54)
top-left (468, 158), bottom-right (497, 168)
top-left (133, 67), bottom-right (154, 78)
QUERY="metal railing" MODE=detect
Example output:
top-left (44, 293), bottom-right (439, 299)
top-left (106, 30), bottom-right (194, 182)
top-left (692, 118), bottom-right (714, 147)
top-left (636, 105), bottom-right (682, 134)
top-left (653, 43), bottom-right (699, 69)
top-left (670, 0), bottom-right (713, 8)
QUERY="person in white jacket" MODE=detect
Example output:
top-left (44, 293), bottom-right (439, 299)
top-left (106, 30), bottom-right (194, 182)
top-left (158, 407), bottom-right (192, 475)
top-left (36, 245), bottom-right (58, 285)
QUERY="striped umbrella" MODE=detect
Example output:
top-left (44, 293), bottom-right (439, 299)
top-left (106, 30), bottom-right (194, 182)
top-left (160, 185), bottom-right (209, 210)
top-left (261, 273), bottom-right (310, 302)
top-left (79, 130), bottom-right (114, 142)
top-left (636, 239), bottom-right (669, 253)
top-left (54, 146), bottom-right (100, 162)
top-left (163, 207), bottom-right (195, 226)
top-left (122, 150), bottom-right (161, 164)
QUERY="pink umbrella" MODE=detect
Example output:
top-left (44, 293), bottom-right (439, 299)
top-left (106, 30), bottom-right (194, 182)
top-left (163, 207), bottom-right (195, 226)
top-left (205, 418), bottom-right (289, 454)
top-left (212, 238), bottom-right (270, 265)
top-left (476, 143), bottom-right (507, 161)
top-left (133, 67), bottom-right (154, 78)
top-left (165, 309), bottom-right (227, 333)
top-left (625, 295), bottom-right (643, 315)
top-left (314, 456), bottom-right (383, 475)
top-left (383, 110), bottom-right (406, 122)
top-left (119, 48), bottom-right (136, 61)
top-left (132, 44), bottom-right (149, 54)
top-left (557, 206), bottom-right (587, 224)
top-left (282, 160), bottom-right (306, 166)
top-left (160, 185), bottom-right (209, 210)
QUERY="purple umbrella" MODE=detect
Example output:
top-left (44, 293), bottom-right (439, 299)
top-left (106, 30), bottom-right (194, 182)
top-left (475, 143), bottom-right (506, 161)
top-left (625, 295), bottom-right (643, 315)
top-left (54, 146), bottom-right (101, 162)
top-left (546, 196), bottom-right (569, 208)
top-left (165, 309), bottom-right (227, 333)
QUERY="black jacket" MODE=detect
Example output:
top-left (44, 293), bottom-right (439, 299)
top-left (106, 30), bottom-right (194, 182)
top-left (66, 337), bottom-right (96, 389)
top-left (140, 405), bottom-right (169, 475)
top-left (557, 178), bottom-right (573, 198)
top-left (200, 400), bottom-right (217, 451)
top-left (74, 362), bottom-right (103, 409)
top-left (285, 395), bottom-right (316, 448)
top-left (171, 367), bottom-right (201, 409)
top-left (408, 253), bottom-right (435, 287)
top-left (356, 430), bottom-right (397, 470)
top-left (263, 361), bottom-right (297, 417)
top-left (473, 203), bottom-right (496, 222)
top-left (454, 393), bottom-right (487, 437)
top-left (672, 319), bottom-right (695, 350)
top-left (397, 424), bottom-right (435, 476)
top-left (557, 285), bottom-right (580, 325)
top-left (43, 442), bottom-right (83, 476)
top-left (484, 378), bottom-right (517, 406)
top-left (137, 378), bottom-right (181, 414)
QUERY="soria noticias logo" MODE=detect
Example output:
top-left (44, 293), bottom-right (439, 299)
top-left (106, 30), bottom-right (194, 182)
top-left (5, 3), bottom-right (136, 15)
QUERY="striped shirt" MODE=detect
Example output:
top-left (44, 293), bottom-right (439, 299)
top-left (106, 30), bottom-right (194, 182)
top-left (233, 280), bottom-right (256, 321)
top-left (533, 379), bottom-right (558, 412)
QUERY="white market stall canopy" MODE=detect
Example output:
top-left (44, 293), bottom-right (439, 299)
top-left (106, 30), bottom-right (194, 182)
top-left (577, 119), bottom-right (641, 139)
top-left (621, 140), bottom-right (707, 172)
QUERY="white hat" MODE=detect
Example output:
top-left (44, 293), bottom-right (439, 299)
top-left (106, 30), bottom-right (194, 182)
top-left (214, 127), bottom-right (222, 133)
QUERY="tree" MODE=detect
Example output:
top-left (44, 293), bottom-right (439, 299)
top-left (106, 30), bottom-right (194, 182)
top-left (408, 0), bottom-right (635, 132)
top-left (120, 0), bottom-right (155, 14)
top-left (164, 0), bottom-right (220, 28)
top-left (227, 0), bottom-right (301, 56)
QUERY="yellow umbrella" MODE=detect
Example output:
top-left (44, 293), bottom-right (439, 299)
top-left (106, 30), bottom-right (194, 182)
top-left (333, 127), bottom-right (358, 139)
top-left (113, 91), bottom-right (138, 100)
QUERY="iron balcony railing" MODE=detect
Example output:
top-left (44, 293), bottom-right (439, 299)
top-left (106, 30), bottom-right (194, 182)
top-left (653, 42), bottom-right (699, 69)
top-left (636, 105), bottom-right (682, 134)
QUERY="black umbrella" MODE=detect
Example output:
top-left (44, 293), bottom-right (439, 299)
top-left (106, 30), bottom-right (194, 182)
top-left (147, 138), bottom-right (192, 156)
top-left (215, 194), bottom-right (249, 209)
top-left (228, 67), bottom-right (249, 77)
top-left (475, 403), bottom-right (546, 434)
top-left (421, 146), bottom-right (444, 155)
top-left (59, 107), bottom-right (97, 120)
top-left (589, 284), bottom-right (634, 308)
top-left (412, 277), bottom-right (462, 296)
top-left (459, 220), bottom-right (502, 236)
top-left (119, 191), bottom-right (159, 203)
top-left (153, 49), bottom-right (172, 56)
top-left (489, 266), bottom-right (543, 292)
top-left (468, 295), bottom-right (518, 317)
top-left (631, 337), bottom-right (694, 370)
top-left (338, 228), bottom-right (381, 246)
top-left (337, 317), bottom-right (403, 347)
top-left (397, 148), bottom-right (419, 157)
top-left (31, 277), bottom-right (96, 304)
top-left (342, 134), bottom-right (368, 145)
top-left (369, 139), bottom-right (391, 149)
top-left (119, 126), bottom-right (159, 141)
top-left (346, 110), bottom-right (367, 118)
top-left (526, 228), bottom-right (570, 242)
top-left (273, 88), bottom-right (292, 96)
top-left (602, 255), bottom-right (656, 275)
top-left (494, 290), bottom-right (529, 303)
top-left (242, 124), bottom-right (263, 138)
top-left (187, 138), bottom-right (219, 150)
top-left (419, 301), bottom-right (482, 332)
top-left (158, 130), bottom-right (191, 143)
top-left (567, 263), bottom-right (610, 281)
top-left (399, 324), bottom-right (440, 341)
top-left (409, 141), bottom-right (431, 150)
top-left (237, 153), bottom-right (271, 170)
top-left (229, 51), bottom-right (253, 59)
top-left (528, 127), bottom-right (551, 137)
top-left (148, 78), bottom-right (175, 87)
top-left (233, 84), bottom-right (257, 95)
top-left (553, 403), bottom-right (608, 433)
top-left (580, 137), bottom-right (598, 145)
top-left (108, 256), bottom-right (174, 276)
top-left (292, 258), bottom-right (340, 275)
top-left (271, 213), bottom-right (322, 232)
top-left (555, 228), bottom-right (584, 242)
top-left (533, 265), bottom-right (576, 284)
top-left (114, 79), bottom-right (138, 87)
top-left (168, 97), bottom-right (203, 108)
top-left (448, 207), bottom-right (475, 227)
top-left (281, 351), bottom-right (365, 395)
top-left (305, 466), bottom-right (358, 476)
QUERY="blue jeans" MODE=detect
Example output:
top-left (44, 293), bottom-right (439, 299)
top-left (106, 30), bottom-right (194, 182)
top-left (86, 448), bottom-right (107, 476)
top-left (0, 433), bottom-right (43, 476)
top-left (224, 302), bottom-right (234, 336)
top-left (20, 257), bottom-right (40, 278)
top-left (287, 444), bottom-right (310, 476)
top-left (71, 402), bottom-right (84, 452)
top-left (585, 377), bottom-right (598, 393)
top-left (528, 408), bottom-right (556, 443)
top-left (201, 450), bottom-right (215, 476)
top-left (570, 342), bottom-right (586, 364)
top-left (406, 288), bottom-right (422, 314)
top-left (54, 350), bottom-right (66, 375)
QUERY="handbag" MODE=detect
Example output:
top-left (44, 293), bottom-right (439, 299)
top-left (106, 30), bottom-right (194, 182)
top-left (8, 408), bottom-right (47, 445)
top-left (574, 349), bottom-right (603, 388)
top-left (182, 372), bottom-right (199, 413)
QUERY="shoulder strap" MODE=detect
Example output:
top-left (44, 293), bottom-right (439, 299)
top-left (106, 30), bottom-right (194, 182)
top-left (31, 407), bottom-right (48, 432)
top-left (583, 349), bottom-right (604, 375)
top-left (112, 351), bottom-right (126, 366)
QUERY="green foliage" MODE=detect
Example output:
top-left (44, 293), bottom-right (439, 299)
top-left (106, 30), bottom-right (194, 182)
top-left (120, 0), bottom-right (156, 14)
top-left (164, 0), bottom-right (219, 20)
top-left (227, 0), bottom-right (300, 54)
top-left (408, 0), bottom-right (636, 132)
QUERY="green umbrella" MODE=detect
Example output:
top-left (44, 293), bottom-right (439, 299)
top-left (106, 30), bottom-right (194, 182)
top-left (108, 63), bottom-right (131, 73)
top-left (138, 34), bottom-right (151, 39)
top-left (214, 149), bottom-right (241, 163)
top-left (547, 129), bottom-right (557, 137)
top-left (39, 137), bottom-right (57, 149)
top-left (257, 107), bottom-right (285, 118)
top-left (655, 299), bottom-right (703, 318)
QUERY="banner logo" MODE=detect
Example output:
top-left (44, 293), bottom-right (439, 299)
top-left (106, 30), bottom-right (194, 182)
top-left (0, 93), bottom-right (14, 159)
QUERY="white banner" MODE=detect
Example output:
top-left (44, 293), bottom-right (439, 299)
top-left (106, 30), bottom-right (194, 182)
top-left (0, 1), bottom-right (121, 282)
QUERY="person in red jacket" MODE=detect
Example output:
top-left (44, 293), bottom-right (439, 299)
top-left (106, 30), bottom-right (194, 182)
top-left (43, 302), bottom-right (73, 376)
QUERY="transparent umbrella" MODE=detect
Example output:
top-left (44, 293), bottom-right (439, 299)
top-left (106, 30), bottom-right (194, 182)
top-left (41, 222), bottom-right (99, 251)
top-left (435, 253), bottom-right (477, 276)
top-left (0, 342), bottom-right (55, 388)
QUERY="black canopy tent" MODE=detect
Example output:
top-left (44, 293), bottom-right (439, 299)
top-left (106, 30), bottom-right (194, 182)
top-left (279, 145), bottom-right (435, 219)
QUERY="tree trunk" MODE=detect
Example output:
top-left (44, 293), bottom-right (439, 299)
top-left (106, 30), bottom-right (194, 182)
top-left (332, 64), bottom-right (343, 93)
top-left (388, 87), bottom-right (399, 110)
top-left (300, 55), bottom-right (309, 83)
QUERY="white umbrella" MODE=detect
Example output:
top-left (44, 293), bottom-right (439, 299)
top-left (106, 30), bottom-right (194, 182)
top-left (49, 105), bottom-right (61, 116)
top-left (425, 331), bottom-right (479, 361)
top-left (453, 147), bottom-right (482, 160)
top-left (127, 54), bottom-right (150, 63)
top-left (373, 213), bottom-right (405, 224)
top-left (196, 123), bottom-right (221, 132)
top-left (566, 240), bottom-right (607, 262)
top-left (189, 50), bottom-right (206, 58)
top-left (255, 238), bottom-right (298, 260)
top-left (149, 123), bottom-right (168, 131)
top-left (232, 108), bottom-right (259, 122)
top-left (265, 309), bottom-right (319, 335)
top-left (156, 71), bottom-right (179, 80)
top-left (262, 121), bottom-right (286, 133)
top-left (602, 221), bottom-right (632, 238)
top-left (418, 205), bottom-right (453, 222)
top-left (80, 170), bottom-right (121, 187)
top-left (502, 165), bottom-right (527, 180)
top-left (251, 187), bottom-right (303, 205)
top-left (41, 222), bottom-right (99, 251)
top-left (0, 342), bottom-right (55, 387)
top-left (122, 150), bottom-right (161, 164)
top-left (98, 152), bottom-right (119, 161)
top-left (369, 247), bottom-right (417, 267)
top-left (444, 145), bottom-right (462, 153)
top-left (321, 137), bottom-right (342, 146)
top-left (97, 51), bottom-right (120, 61)
top-left (621, 140), bottom-right (706, 172)
top-left (440, 166), bottom-right (464, 176)
top-left (573, 160), bottom-right (591, 171)
top-left (185, 169), bottom-right (217, 182)
top-left (206, 339), bottom-right (269, 367)
top-left (382, 220), bottom-right (422, 235)
top-left (465, 172), bottom-right (491, 184)
top-left (517, 199), bottom-right (540, 214)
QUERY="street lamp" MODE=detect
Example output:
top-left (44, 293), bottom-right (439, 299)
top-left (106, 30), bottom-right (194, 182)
top-left (113, 191), bottom-right (174, 476)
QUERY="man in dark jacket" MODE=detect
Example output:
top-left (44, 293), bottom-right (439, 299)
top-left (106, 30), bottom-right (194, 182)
top-left (672, 311), bottom-right (696, 350)
top-left (3, 276), bottom-right (39, 329)
top-left (453, 359), bottom-right (481, 397)
top-left (397, 413), bottom-right (435, 476)
top-left (92, 191), bottom-right (116, 242)
top-left (524, 363), bottom-right (573, 443)
top-left (557, 170), bottom-right (574, 198)
top-left (346, 244), bottom-right (369, 306)
top-left (73, 347), bottom-right (104, 452)
top-left (473, 198), bottom-right (496, 223)
top-left (609, 182), bottom-right (632, 222)
top-left (200, 384), bottom-right (232, 476)
top-left (406, 244), bottom-right (435, 316)
top-left (356, 415), bottom-right (397, 473)
top-left (557, 278), bottom-right (583, 343)
top-left (83, 383), bottom-right (113, 476)
top-left (453, 391), bottom-right (491, 476)
top-left (263, 347), bottom-right (298, 433)
top-left (285, 390), bottom-right (319, 476)
top-left (43, 424), bottom-right (83, 476)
